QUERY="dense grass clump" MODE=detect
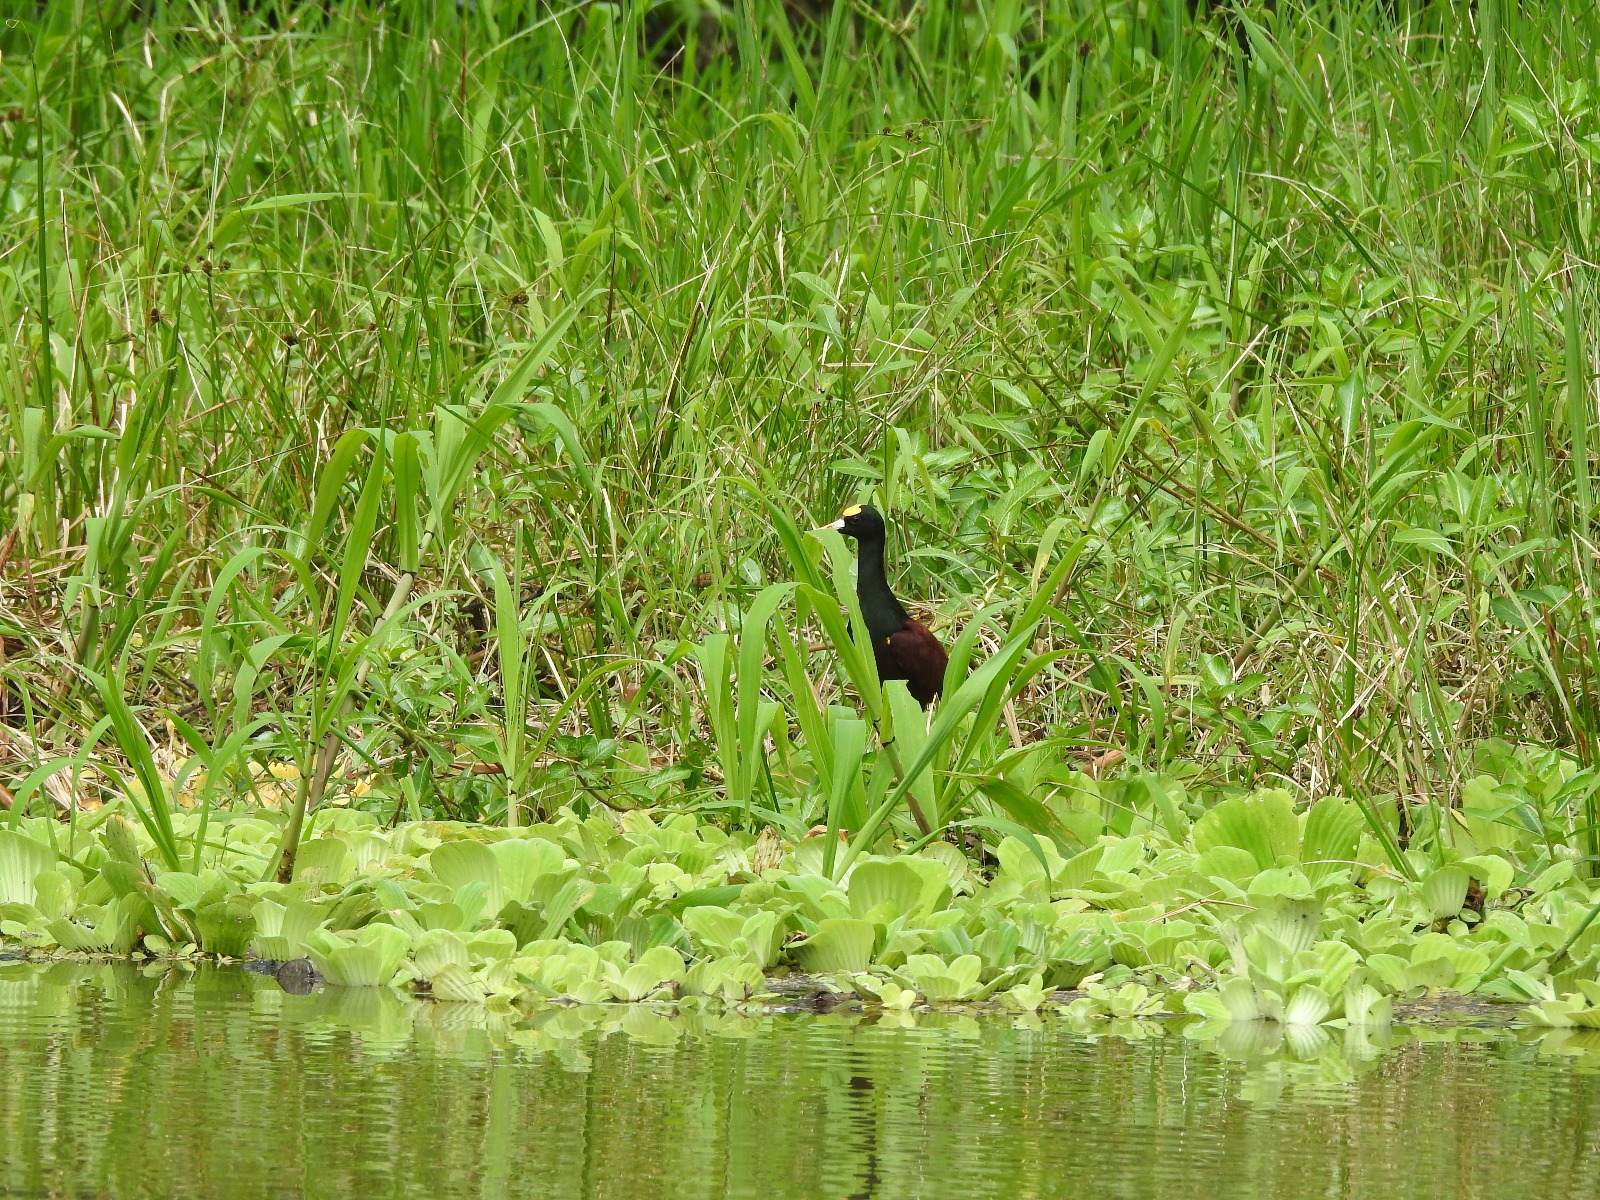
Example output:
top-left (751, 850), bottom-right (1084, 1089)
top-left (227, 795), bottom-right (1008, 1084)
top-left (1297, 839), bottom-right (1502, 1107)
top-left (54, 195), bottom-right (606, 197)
top-left (1, 0), bottom-right (1600, 932)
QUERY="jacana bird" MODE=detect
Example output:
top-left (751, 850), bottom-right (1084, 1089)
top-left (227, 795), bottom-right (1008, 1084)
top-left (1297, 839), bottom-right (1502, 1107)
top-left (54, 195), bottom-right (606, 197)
top-left (828, 504), bottom-right (949, 707)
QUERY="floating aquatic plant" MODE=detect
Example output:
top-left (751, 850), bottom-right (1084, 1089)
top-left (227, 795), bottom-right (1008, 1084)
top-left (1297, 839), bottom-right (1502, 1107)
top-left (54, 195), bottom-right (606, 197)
top-left (1521, 981), bottom-right (1600, 1029)
top-left (1066, 981), bottom-right (1167, 1021)
top-left (303, 924), bottom-right (413, 988)
top-left (0, 782), bottom-right (1592, 1027)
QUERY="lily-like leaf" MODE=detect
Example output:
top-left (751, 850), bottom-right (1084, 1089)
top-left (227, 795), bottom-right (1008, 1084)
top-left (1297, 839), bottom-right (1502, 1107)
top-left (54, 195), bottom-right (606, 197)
top-left (793, 918), bottom-right (876, 973)
top-left (304, 923), bottom-right (412, 987)
top-left (0, 831), bottom-right (54, 907)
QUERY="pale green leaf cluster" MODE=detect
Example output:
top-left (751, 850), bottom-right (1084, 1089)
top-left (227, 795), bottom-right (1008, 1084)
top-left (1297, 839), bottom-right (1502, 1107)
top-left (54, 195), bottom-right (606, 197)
top-left (1, 775), bottom-right (1596, 1026)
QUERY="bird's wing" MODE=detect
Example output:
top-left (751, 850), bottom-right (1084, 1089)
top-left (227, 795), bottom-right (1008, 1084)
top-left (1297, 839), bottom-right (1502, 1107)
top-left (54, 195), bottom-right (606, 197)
top-left (884, 620), bottom-right (950, 703)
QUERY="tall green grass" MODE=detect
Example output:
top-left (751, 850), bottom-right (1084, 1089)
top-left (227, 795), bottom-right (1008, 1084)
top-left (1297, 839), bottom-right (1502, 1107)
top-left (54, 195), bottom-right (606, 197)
top-left (2, 0), bottom-right (1600, 871)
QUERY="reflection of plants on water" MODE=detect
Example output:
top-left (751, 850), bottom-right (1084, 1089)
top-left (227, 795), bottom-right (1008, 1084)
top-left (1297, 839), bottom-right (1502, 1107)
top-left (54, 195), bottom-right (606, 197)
top-left (6, 962), bottom-right (1599, 1103)
top-left (1186, 1018), bottom-right (1402, 1104)
top-left (1522, 1025), bottom-right (1600, 1067)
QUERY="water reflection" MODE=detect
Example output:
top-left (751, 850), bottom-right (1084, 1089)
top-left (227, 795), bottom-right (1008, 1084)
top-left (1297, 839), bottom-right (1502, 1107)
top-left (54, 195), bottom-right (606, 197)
top-left (1, 962), bottom-right (1598, 1199)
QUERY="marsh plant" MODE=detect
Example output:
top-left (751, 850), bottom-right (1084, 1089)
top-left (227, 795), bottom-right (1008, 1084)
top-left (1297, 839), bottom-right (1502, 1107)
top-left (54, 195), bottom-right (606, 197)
top-left (3, 2), bottom-right (1600, 1022)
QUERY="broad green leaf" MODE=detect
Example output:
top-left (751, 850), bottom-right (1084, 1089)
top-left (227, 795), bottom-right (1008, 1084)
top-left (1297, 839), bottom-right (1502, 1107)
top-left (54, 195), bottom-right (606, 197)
top-left (847, 860), bottom-right (934, 922)
top-left (0, 831), bottom-right (53, 906)
top-left (304, 923), bottom-right (413, 987)
top-left (430, 840), bottom-right (503, 916)
top-left (792, 918), bottom-right (876, 973)
top-left (1192, 790), bottom-right (1299, 872)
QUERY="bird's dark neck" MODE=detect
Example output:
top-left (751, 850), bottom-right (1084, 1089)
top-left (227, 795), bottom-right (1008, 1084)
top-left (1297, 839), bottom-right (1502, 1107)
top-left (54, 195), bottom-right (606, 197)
top-left (854, 532), bottom-right (909, 639)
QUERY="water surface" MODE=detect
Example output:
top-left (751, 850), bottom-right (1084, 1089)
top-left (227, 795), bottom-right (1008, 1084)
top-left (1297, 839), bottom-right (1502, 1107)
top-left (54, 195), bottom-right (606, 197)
top-left (1, 962), bottom-right (1597, 1200)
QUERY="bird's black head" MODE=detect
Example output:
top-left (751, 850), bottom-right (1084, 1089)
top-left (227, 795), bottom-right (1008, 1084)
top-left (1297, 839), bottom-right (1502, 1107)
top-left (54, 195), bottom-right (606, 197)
top-left (828, 503), bottom-right (886, 541)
